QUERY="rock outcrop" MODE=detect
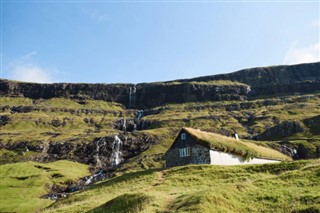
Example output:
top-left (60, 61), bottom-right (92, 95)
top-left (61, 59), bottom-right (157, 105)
top-left (1, 62), bottom-right (319, 108)
top-left (184, 62), bottom-right (320, 96)
top-left (0, 132), bottom-right (156, 171)
top-left (255, 121), bottom-right (305, 140)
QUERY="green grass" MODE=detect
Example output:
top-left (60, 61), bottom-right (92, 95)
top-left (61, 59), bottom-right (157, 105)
top-left (43, 159), bottom-right (320, 213)
top-left (153, 80), bottom-right (249, 86)
top-left (89, 193), bottom-right (153, 213)
top-left (0, 93), bottom-right (319, 212)
top-left (0, 160), bottom-right (90, 213)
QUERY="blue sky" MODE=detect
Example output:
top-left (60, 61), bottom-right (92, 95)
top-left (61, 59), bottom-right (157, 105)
top-left (1, 1), bottom-right (319, 83)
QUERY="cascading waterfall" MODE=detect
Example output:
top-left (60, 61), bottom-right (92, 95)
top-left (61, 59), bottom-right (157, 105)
top-left (136, 110), bottom-right (144, 120)
top-left (111, 135), bottom-right (122, 167)
top-left (123, 119), bottom-right (127, 132)
top-left (95, 138), bottom-right (106, 168)
top-left (129, 85), bottom-right (136, 109)
top-left (246, 86), bottom-right (251, 94)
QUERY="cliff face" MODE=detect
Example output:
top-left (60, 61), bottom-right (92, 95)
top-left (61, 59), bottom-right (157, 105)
top-left (0, 81), bottom-right (131, 105)
top-left (134, 83), bottom-right (249, 109)
top-left (185, 62), bottom-right (320, 96)
top-left (0, 80), bottom-right (249, 109)
top-left (1, 62), bottom-right (319, 108)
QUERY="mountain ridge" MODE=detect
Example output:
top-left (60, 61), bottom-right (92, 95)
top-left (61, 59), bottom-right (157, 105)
top-left (1, 62), bottom-right (319, 109)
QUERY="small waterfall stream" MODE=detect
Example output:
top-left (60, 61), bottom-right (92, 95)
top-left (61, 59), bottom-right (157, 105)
top-left (123, 119), bottom-right (127, 132)
top-left (136, 110), bottom-right (144, 120)
top-left (129, 85), bottom-right (136, 109)
top-left (111, 135), bottom-right (123, 167)
top-left (95, 138), bottom-right (106, 168)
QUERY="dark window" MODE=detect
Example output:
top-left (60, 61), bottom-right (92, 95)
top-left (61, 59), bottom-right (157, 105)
top-left (181, 133), bottom-right (186, 140)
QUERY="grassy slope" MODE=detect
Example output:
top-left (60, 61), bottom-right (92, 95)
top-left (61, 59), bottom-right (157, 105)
top-left (0, 93), bottom-right (319, 212)
top-left (0, 160), bottom-right (90, 213)
top-left (1, 94), bottom-right (319, 167)
top-left (154, 80), bottom-right (248, 86)
top-left (44, 159), bottom-right (320, 213)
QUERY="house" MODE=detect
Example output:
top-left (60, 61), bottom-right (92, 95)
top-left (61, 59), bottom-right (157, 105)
top-left (165, 128), bottom-right (291, 167)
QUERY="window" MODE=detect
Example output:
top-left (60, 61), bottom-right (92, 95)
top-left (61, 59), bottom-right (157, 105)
top-left (181, 133), bottom-right (186, 140)
top-left (179, 147), bottom-right (190, 157)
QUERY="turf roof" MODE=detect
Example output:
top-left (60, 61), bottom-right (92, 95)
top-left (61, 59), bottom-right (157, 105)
top-left (183, 128), bottom-right (291, 161)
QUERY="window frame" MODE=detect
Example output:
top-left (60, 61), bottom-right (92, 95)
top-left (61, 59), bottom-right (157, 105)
top-left (181, 133), bottom-right (186, 140)
top-left (179, 147), bottom-right (190, 157)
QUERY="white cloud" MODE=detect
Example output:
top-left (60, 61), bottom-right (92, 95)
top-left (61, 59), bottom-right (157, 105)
top-left (9, 51), bottom-right (53, 83)
top-left (81, 8), bottom-right (108, 23)
top-left (311, 19), bottom-right (320, 28)
top-left (283, 42), bottom-right (320, 65)
top-left (12, 64), bottom-right (52, 83)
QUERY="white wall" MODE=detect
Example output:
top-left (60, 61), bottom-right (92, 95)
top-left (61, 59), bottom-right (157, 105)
top-left (209, 150), bottom-right (280, 165)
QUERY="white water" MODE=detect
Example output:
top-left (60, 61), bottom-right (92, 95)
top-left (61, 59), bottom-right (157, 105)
top-left (85, 176), bottom-right (93, 185)
top-left (137, 110), bottom-right (144, 120)
top-left (123, 119), bottom-right (127, 132)
top-left (246, 86), bottom-right (251, 94)
top-left (95, 138), bottom-right (106, 168)
top-left (85, 170), bottom-right (104, 185)
top-left (111, 135), bottom-right (122, 167)
top-left (129, 85), bottom-right (136, 108)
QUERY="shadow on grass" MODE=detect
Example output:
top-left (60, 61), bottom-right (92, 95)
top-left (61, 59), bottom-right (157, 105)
top-left (86, 193), bottom-right (152, 213)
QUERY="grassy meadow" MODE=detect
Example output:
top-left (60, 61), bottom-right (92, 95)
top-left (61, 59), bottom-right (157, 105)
top-left (0, 160), bottom-right (89, 213)
top-left (43, 159), bottom-right (320, 213)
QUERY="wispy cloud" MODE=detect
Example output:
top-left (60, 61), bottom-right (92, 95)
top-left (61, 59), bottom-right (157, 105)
top-left (9, 52), bottom-right (53, 83)
top-left (81, 8), bottom-right (108, 23)
top-left (311, 19), bottom-right (320, 28)
top-left (12, 64), bottom-right (53, 83)
top-left (283, 42), bottom-right (320, 65)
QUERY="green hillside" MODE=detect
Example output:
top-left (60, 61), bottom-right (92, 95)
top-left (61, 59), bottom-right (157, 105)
top-left (1, 93), bottom-right (320, 166)
top-left (43, 159), bottom-right (320, 213)
top-left (0, 85), bottom-right (319, 212)
top-left (0, 160), bottom-right (89, 213)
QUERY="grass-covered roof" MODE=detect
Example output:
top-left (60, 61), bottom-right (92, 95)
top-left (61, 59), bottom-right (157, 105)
top-left (183, 128), bottom-right (291, 161)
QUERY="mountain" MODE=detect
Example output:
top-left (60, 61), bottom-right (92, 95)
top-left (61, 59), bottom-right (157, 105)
top-left (0, 62), bottom-right (319, 212)
top-left (1, 62), bottom-right (319, 108)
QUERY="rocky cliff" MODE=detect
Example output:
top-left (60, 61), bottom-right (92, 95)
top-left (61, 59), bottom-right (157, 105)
top-left (184, 62), bottom-right (320, 96)
top-left (1, 62), bottom-right (319, 108)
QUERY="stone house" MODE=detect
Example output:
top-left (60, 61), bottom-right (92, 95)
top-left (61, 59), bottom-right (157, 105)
top-left (165, 128), bottom-right (291, 168)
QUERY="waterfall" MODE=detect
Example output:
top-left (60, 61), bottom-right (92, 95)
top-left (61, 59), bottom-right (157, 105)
top-left (136, 110), bottom-right (144, 120)
top-left (123, 119), bottom-right (127, 132)
top-left (95, 138), bottom-right (106, 168)
top-left (129, 85), bottom-right (136, 109)
top-left (84, 170), bottom-right (104, 185)
top-left (111, 135), bottom-right (122, 167)
top-left (246, 86), bottom-right (251, 94)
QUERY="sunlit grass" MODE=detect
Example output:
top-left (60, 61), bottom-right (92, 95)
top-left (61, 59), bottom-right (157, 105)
top-left (0, 160), bottom-right (90, 213)
top-left (43, 159), bottom-right (320, 213)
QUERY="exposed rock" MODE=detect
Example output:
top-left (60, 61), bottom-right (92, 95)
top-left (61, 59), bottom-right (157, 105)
top-left (255, 121), bottom-right (305, 140)
top-left (185, 62), bottom-right (320, 96)
top-left (1, 62), bottom-right (319, 108)
top-left (304, 115), bottom-right (320, 135)
top-left (0, 131), bottom-right (157, 170)
top-left (0, 115), bottom-right (10, 126)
